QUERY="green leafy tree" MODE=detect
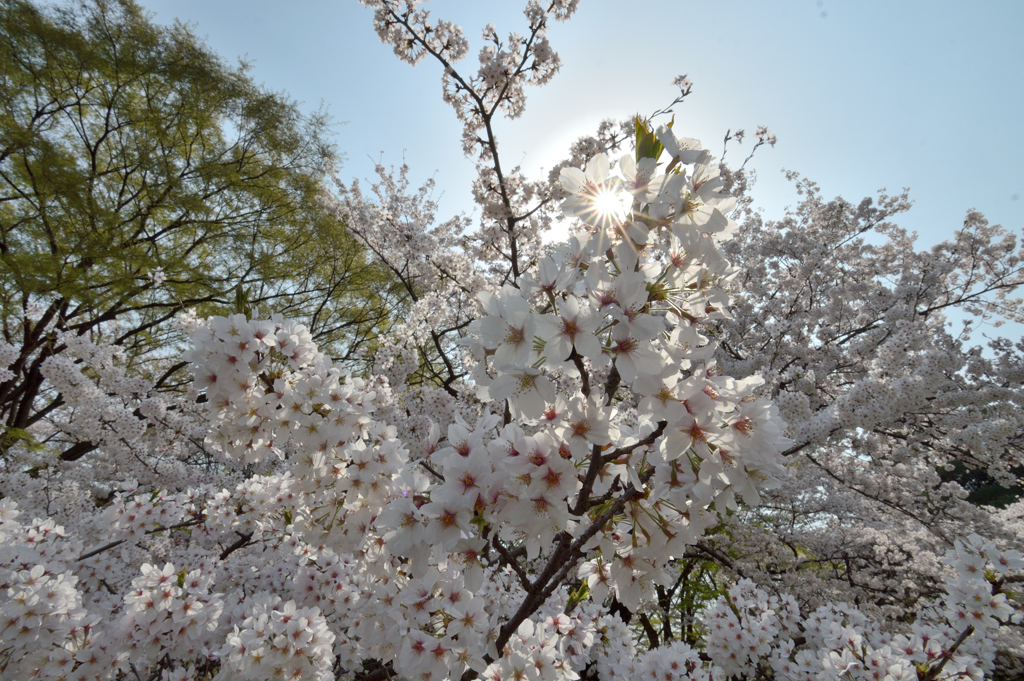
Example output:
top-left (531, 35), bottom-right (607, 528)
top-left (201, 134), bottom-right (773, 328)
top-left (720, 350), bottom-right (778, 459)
top-left (0, 0), bottom-right (396, 456)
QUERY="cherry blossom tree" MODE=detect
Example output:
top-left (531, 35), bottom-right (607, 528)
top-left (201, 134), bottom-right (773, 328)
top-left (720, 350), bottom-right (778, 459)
top-left (0, 2), bottom-right (1021, 681)
top-left (703, 168), bottom-right (1024, 671)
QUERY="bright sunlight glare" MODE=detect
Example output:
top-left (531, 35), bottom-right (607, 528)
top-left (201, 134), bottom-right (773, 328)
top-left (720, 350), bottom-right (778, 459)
top-left (592, 187), bottom-right (629, 222)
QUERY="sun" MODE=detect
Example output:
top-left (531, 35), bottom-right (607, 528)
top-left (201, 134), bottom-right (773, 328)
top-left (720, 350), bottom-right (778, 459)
top-left (591, 186), bottom-right (630, 224)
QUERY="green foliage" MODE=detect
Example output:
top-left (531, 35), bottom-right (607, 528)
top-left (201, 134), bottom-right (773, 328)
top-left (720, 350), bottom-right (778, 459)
top-left (0, 0), bottom-right (395, 447)
top-left (940, 460), bottom-right (1024, 509)
top-left (634, 114), bottom-right (674, 165)
top-left (634, 115), bottom-right (664, 164)
top-left (0, 426), bottom-right (41, 455)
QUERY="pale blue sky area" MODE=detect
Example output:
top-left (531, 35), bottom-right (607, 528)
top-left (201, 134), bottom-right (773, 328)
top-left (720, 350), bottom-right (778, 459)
top-left (138, 0), bottom-right (1024, 250)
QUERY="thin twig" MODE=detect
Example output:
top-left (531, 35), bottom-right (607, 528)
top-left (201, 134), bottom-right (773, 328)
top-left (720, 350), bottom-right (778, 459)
top-left (492, 535), bottom-right (532, 592)
top-left (77, 516), bottom-right (206, 562)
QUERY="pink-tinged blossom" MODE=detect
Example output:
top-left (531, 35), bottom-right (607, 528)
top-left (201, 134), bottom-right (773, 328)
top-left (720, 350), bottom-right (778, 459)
top-left (535, 296), bottom-right (602, 362)
top-left (619, 153), bottom-right (662, 201)
top-left (3, 4), bottom-right (1017, 679)
top-left (554, 397), bottom-right (618, 461)
top-left (487, 365), bottom-right (556, 420)
top-left (560, 152), bottom-right (626, 229)
top-left (609, 325), bottom-right (661, 384)
top-left (477, 287), bottom-right (537, 367)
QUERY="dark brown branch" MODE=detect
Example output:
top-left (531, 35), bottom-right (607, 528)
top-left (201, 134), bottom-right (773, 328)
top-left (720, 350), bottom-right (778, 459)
top-left (78, 516), bottom-right (206, 562)
top-left (571, 420), bottom-right (666, 517)
top-left (637, 612), bottom-right (660, 649)
top-left (920, 625), bottom-right (975, 681)
top-left (568, 348), bottom-right (590, 398)
top-left (500, 468), bottom-right (655, 650)
top-left (492, 535), bottom-right (532, 592)
top-left (219, 531), bottom-right (255, 561)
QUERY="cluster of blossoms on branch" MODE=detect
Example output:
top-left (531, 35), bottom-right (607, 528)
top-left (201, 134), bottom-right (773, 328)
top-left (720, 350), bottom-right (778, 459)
top-left (708, 166), bottom-right (1024, 655)
top-left (1, 1), bottom-right (1023, 680)
top-left (1, 268), bottom-right (1019, 680)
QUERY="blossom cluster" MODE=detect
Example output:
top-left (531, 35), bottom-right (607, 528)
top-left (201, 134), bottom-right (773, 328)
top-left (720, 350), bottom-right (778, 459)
top-left (714, 166), bottom-right (1024, 631)
top-left (0, 1), bottom-right (1022, 679)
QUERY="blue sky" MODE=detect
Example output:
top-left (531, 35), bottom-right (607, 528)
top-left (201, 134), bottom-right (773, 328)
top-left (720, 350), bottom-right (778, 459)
top-left (137, 0), bottom-right (1023, 249)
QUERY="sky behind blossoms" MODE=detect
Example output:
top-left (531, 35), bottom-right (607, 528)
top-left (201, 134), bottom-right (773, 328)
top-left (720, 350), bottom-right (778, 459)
top-left (137, 0), bottom-right (1023, 247)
